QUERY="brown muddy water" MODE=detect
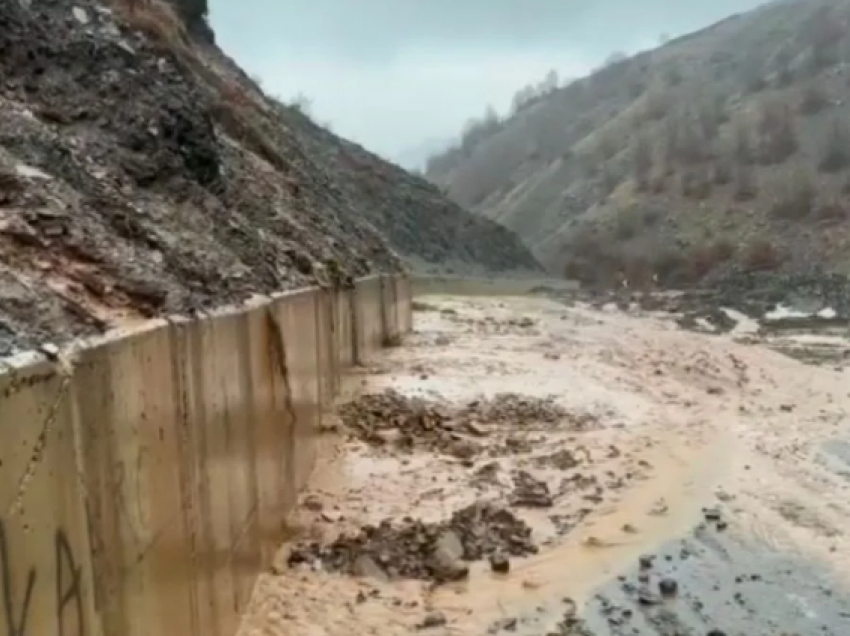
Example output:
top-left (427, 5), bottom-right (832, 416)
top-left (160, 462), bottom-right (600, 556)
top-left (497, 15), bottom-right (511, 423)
top-left (237, 294), bottom-right (850, 636)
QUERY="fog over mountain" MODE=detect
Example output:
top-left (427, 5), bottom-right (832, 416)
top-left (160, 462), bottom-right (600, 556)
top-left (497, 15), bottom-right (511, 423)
top-left (210, 0), bottom-right (769, 162)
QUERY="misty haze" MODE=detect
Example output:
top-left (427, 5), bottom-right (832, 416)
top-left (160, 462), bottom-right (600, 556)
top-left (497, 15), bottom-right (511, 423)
top-left (210, 0), bottom-right (768, 167)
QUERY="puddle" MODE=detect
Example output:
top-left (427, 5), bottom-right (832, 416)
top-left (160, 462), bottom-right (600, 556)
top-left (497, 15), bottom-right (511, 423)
top-left (821, 440), bottom-right (850, 481)
top-left (574, 524), bottom-right (850, 636)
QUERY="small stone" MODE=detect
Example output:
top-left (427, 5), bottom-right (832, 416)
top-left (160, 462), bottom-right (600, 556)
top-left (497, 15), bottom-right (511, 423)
top-left (639, 554), bottom-right (654, 570)
top-left (431, 531), bottom-right (469, 582)
top-left (40, 343), bottom-right (60, 359)
top-left (302, 495), bottom-right (323, 511)
top-left (353, 555), bottom-right (389, 582)
top-left (71, 6), bottom-right (90, 24)
top-left (703, 506), bottom-right (722, 521)
top-left (490, 552), bottom-right (511, 574)
top-left (637, 585), bottom-right (661, 605)
top-left (417, 611), bottom-right (447, 630)
top-left (659, 577), bottom-right (678, 597)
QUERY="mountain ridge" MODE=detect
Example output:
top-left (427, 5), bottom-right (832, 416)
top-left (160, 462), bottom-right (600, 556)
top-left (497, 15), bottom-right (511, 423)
top-left (426, 0), bottom-right (850, 287)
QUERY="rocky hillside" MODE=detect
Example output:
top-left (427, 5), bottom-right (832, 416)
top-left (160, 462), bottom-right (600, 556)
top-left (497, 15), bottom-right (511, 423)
top-left (427, 0), bottom-right (850, 287)
top-left (0, 0), bottom-right (540, 355)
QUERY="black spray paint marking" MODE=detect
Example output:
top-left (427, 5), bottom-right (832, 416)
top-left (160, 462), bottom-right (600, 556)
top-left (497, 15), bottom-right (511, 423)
top-left (55, 530), bottom-right (84, 636)
top-left (0, 521), bottom-right (86, 636)
top-left (0, 520), bottom-right (36, 636)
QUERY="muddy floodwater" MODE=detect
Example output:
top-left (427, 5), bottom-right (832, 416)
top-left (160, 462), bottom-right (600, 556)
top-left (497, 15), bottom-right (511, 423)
top-left (238, 294), bottom-right (850, 636)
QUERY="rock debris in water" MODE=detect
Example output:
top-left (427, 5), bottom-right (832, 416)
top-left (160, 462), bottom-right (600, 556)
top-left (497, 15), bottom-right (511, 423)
top-left (337, 389), bottom-right (581, 458)
top-left (287, 501), bottom-right (537, 582)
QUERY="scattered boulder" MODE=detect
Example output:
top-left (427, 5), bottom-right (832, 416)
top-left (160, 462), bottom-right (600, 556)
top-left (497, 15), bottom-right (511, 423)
top-left (287, 501), bottom-right (537, 582)
top-left (430, 531), bottom-right (469, 582)
top-left (510, 470), bottom-right (554, 508)
top-left (489, 552), bottom-right (511, 574)
top-left (337, 390), bottom-right (580, 458)
top-left (417, 611), bottom-right (447, 630)
top-left (659, 577), bottom-right (679, 597)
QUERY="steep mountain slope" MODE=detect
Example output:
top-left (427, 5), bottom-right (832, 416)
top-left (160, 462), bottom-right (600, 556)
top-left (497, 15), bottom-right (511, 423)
top-left (427, 0), bottom-right (850, 287)
top-left (0, 0), bottom-right (540, 355)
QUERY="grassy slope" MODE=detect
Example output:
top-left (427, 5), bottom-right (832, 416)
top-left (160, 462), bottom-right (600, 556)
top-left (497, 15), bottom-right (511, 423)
top-left (427, 0), bottom-right (850, 286)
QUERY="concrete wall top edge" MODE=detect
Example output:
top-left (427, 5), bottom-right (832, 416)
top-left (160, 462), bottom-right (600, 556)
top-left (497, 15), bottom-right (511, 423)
top-left (0, 349), bottom-right (48, 371)
top-left (0, 275), bottom-right (401, 366)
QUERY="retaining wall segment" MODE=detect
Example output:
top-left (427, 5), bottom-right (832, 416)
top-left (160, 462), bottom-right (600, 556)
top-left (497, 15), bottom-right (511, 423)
top-left (0, 274), bottom-right (411, 636)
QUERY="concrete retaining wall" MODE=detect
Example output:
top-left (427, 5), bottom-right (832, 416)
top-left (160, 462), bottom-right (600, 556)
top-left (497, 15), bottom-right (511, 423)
top-left (0, 274), bottom-right (410, 636)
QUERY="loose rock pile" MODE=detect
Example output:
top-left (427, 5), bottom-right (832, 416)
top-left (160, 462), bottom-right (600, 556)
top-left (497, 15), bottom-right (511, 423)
top-left (337, 389), bottom-right (472, 457)
top-left (337, 389), bottom-right (575, 458)
top-left (457, 392), bottom-right (568, 426)
top-left (287, 501), bottom-right (537, 581)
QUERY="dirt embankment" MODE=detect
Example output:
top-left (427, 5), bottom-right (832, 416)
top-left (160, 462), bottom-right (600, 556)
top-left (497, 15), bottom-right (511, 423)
top-left (240, 292), bottom-right (850, 636)
top-left (0, 0), bottom-right (540, 357)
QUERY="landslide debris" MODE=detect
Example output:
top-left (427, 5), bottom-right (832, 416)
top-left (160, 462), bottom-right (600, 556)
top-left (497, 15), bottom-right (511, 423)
top-left (0, 0), bottom-right (540, 357)
top-left (337, 389), bottom-right (574, 457)
top-left (286, 501), bottom-right (537, 582)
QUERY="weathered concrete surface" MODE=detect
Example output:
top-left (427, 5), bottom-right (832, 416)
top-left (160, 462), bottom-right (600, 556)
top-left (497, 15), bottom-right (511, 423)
top-left (0, 274), bottom-right (410, 636)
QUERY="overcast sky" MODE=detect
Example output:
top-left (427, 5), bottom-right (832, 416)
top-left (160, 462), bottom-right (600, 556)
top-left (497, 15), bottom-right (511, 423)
top-left (209, 0), bottom-right (767, 167)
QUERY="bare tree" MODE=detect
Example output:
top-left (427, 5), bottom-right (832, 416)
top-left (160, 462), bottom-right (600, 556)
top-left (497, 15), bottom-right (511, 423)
top-left (632, 134), bottom-right (653, 190)
top-left (733, 165), bottom-right (757, 201)
top-left (819, 116), bottom-right (850, 172)
top-left (290, 92), bottom-right (313, 114)
top-left (732, 116), bottom-right (753, 164)
top-left (756, 99), bottom-right (797, 164)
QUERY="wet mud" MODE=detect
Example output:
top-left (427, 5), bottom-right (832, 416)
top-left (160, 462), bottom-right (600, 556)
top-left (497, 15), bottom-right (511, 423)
top-left (487, 516), bottom-right (850, 635)
top-left (239, 291), bottom-right (850, 636)
top-left (579, 527), bottom-right (850, 636)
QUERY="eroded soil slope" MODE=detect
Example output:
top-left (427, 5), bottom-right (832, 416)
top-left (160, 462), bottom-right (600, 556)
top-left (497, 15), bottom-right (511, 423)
top-left (0, 0), bottom-right (540, 356)
top-left (242, 293), bottom-right (850, 635)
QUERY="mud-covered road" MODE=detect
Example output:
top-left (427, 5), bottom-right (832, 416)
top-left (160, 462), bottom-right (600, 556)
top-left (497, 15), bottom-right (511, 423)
top-left (238, 293), bottom-right (850, 636)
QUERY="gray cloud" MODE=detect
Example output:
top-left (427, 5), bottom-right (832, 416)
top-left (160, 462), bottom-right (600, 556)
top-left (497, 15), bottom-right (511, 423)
top-left (209, 0), bottom-right (768, 164)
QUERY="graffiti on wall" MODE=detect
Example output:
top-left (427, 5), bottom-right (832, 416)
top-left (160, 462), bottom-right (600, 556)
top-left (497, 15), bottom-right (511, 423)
top-left (0, 520), bottom-right (85, 636)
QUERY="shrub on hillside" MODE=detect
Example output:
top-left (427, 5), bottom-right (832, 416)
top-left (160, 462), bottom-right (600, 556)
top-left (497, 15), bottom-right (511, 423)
top-left (816, 198), bottom-right (848, 221)
top-left (769, 172), bottom-right (815, 219)
top-left (799, 83), bottom-right (829, 115)
top-left (733, 166), bottom-right (757, 201)
top-left (712, 160), bottom-right (732, 185)
top-left (741, 239), bottom-right (782, 271)
top-left (803, 4), bottom-right (844, 70)
top-left (680, 171), bottom-right (712, 199)
top-left (652, 249), bottom-right (690, 286)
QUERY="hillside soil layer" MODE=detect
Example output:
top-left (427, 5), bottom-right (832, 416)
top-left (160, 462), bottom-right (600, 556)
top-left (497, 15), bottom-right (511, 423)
top-left (0, 0), bottom-right (540, 357)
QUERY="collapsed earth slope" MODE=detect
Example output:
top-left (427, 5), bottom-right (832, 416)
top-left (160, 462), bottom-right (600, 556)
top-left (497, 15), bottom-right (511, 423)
top-left (427, 0), bottom-right (850, 286)
top-left (0, 0), bottom-right (540, 355)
